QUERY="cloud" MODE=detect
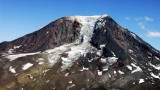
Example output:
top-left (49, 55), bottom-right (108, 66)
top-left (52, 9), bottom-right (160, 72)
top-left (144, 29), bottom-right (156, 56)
top-left (125, 17), bottom-right (130, 20)
top-left (138, 22), bottom-right (145, 29)
top-left (144, 16), bottom-right (153, 22)
top-left (135, 17), bottom-right (143, 21)
top-left (147, 31), bottom-right (160, 38)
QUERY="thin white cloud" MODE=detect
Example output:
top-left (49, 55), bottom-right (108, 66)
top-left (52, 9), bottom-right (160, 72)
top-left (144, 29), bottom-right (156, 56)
top-left (125, 17), bottom-right (130, 20)
top-left (135, 16), bottom-right (153, 22)
top-left (144, 16), bottom-right (153, 22)
top-left (135, 17), bottom-right (143, 21)
top-left (138, 22), bottom-right (145, 29)
top-left (147, 31), bottom-right (160, 38)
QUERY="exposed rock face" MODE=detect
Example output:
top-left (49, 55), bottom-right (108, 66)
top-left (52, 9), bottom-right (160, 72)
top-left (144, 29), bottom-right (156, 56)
top-left (0, 17), bottom-right (81, 54)
top-left (0, 15), bottom-right (160, 90)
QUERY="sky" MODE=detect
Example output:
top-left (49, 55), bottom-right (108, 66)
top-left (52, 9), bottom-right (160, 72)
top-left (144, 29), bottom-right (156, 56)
top-left (0, 0), bottom-right (160, 50)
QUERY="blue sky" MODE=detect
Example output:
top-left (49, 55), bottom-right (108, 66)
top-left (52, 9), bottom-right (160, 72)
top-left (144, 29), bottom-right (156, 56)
top-left (0, 0), bottom-right (160, 50)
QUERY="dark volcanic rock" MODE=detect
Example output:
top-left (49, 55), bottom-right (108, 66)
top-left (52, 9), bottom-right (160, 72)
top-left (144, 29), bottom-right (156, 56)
top-left (0, 17), bottom-right (81, 54)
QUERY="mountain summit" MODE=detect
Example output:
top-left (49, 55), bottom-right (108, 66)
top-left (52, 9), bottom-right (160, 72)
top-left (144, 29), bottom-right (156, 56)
top-left (0, 15), bottom-right (160, 90)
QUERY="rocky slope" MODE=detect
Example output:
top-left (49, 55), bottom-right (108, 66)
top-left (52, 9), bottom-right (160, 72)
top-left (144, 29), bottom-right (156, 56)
top-left (0, 15), bottom-right (160, 90)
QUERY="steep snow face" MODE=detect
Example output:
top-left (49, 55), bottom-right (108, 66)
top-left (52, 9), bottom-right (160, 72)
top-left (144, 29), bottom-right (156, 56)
top-left (68, 15), bottom-right (108, 44)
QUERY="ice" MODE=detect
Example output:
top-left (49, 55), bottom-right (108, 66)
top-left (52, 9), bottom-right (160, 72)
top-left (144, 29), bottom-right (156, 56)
top-left (139, 79), bottom-right (144, 84)
top-left (131, 63), bottom-right (142, 73)
top-left (22, 63), bottom-right (33, 70)
top-left (9, 66), bottom-right (16, 73)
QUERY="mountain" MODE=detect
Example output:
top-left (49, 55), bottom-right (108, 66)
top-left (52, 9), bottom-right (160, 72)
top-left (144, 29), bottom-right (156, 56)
top-left (0, 15), bottom-right (160, 90)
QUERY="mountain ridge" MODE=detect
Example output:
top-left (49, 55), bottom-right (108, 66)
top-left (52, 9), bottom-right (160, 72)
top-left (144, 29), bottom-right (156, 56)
top-left (0, 15), bottom-right (160, 90)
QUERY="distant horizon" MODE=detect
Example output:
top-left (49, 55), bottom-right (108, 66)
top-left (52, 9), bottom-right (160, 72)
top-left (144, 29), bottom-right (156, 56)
top-left (0, 0), bottom-right (160, 50)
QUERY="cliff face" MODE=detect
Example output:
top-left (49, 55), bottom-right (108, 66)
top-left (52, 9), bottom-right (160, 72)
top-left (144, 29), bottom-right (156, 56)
top-left (0, 15), bottom-right (160, 90)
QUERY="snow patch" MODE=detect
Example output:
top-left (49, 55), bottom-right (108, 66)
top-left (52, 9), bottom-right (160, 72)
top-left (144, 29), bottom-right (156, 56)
top-left (102, 57), bottom-right (118, 71)
top-left (128, 49), bottom-right (134, 53)
top-left (22, 63), bottom-right (33, 70)
top-left (131, 63), bottom-right (142, 73)
top-left (8, 49), bottom-right (14, 54)
top-left (139, 79), bottom-right (144, 84)
top-left (38, 58), bottom-right (44, 61)
top-left (130, 32), bottom-right (137, 39)
top-left (155, 56), bottom-right (160, 60)
top-left (150, 72), bottom-right (160, 79)
top-left (118, 70), bottom-right (124, 74)
top-left (9, 66), bottom-right (16, 73)
top-left (82, 67), bottom-right (89, 70)
top-left (98, 70), bottom-right (103, 75)
top-left (100, 58), bottom-right (106, 63)
top-left (96, 50), bottom-right (103, 56)
top-left (67, 84), bottom-right (75, 89)
top-left (38, 62), bottom-right (44, 64)
top-left (65, 73), bottom-right (69, 77)
top-left (69, 81), bottom-right (72, 84)
top-left (126, 65), bottom-right (132, 70)
top-left (100, 44), bottom-right (105, 48)
top-left (14, 45), bottom-right (21, 49)
top-left (5, 52), bottom-right (39, 61)
top-left (107, 57), bottom-right (118, 64)
top-left (149, 62), bottom-right (160, 70)
top-left (111, 51), bottom-right (116, 56)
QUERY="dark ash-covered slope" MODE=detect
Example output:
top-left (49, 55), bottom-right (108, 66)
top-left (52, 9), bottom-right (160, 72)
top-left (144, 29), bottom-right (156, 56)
top-left (0, 17), bottom-right (81, 54)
